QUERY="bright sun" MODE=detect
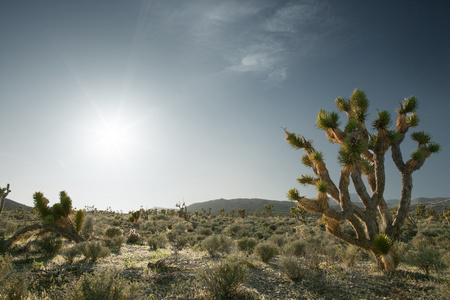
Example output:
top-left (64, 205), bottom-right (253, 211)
top-left (86, 113), bottom-right (138, 161)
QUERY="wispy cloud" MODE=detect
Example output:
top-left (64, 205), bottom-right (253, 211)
top-left (228, 40), bottom-right (287, 84)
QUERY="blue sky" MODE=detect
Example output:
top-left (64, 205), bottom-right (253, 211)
top-left (1, 0), bottom-right (449, 211)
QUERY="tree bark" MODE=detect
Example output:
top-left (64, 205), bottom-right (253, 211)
top-left (3, 223), bottom-right (85, 249)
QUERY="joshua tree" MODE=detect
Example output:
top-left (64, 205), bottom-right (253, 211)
top-left (3, 190), bottom-right (85, 249)
top-left (284, 89), bottom-right (440, 273)
top-left (0, 184), bottom-right (11, 214)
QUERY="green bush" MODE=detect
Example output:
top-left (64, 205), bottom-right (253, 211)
top-left (197, 257), bottom-right (248, 299)
top-left (79, 241), bottom-right (110, 262)
top-left (68, 269), bottom-right (143, 300)
top-left (62, 246), bottom-right (81, 264)
top-left (201, 234), bottom-right (233, 257)
top-left (254, 241), bottom-right (279, 263)
top-left (283, 240), bottom-right (305, 257)
top-left (104, 227), bottom-right (124, 239)
top-left (147, 233), bottom-right (168, 250)
top-left (280, 256), bottom-right (305, 281)
top-left (37, 235), bottom-right (63, 257)
top-left (236, 237), bottom-right (257, 255)
top-left (0, 255), bottom-right (29, 299)
top-left (81, 217), bottom-right (94, 239)
top-left (406, 239), bottom-right (446, 275)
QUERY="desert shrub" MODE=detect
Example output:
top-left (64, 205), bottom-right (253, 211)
top-left (171, 234), bottom-right (188, 251)
top-left (62, 246), bottom-right (81, 264)
top-left (224, 223), bottom-right (242, 237)
top-left (197, 227), bottom-right (213, 236)
top-left (37, 235), bottom-right (63, 257)
top-left (236, 237), bottom-right (257, 255)
top-left (201, 234), bottom-right (233, 257)
top-left (254, 241), bottom-right (279, 263)
top-left (269, 234), bottom-right (287, 248)
top-left (126, 229), bottom-right (140, 244)
top-left (105, 236), bottom-right (126, 252)
top-left (283, 240), bottom-right (306, 257)
top-left (0, 255), bottom-right (29, 300)
top-left (81, 217), bottom-right (94, 239)
top-left (197, 256), bottom-right (248, 299)
top-left (104, 227), bottom-right (123, 239)
top-left (280, 256), bottom-right (305, 281)
top-left (405, 237), bottom-right (446, 275)
top-left (79, 241), bottom-right (110, 262)
top-left (147, 233), bottom-right (168, 250)
top-left (338, 245), bottom-right (362, 268)
top-left (68, 269), bottom-right (142, 300)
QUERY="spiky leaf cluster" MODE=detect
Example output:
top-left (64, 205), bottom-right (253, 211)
top-left (301, 155), bottom-right (313, 168)
top-left (315, 180), bottom-right (328, 193)
top-left (397, 96), bottom-right (418, 114)
top-left (74, 209), bottom-right (85, 233)
top-left (335, 97), bottom-right (350, 112)
top-left (411, 131), bottom-right (431, 145)
top-left (410, 149), bottom-right (426, 162)
top-left (33, 192), bottom-right (51, 220)
top-left (316, 109), bottom-right (340, 131)
top-left (373, 234), bottom-right (392, 255)
top-left (350, 89), bottom-right (369, 121)
top-left (311, 151), bottom-right (323, 163)
top-left (427, 142), bottom-right (441, 153)
top-left (297, 175), bottom-right (315, 186)
top-left (338, 137), bottom-right (367, 166)
top-left (33, 190), bottom-right (74, 224)
top-left (372, 110), bottom-right (391, 130)
top-left (406, 113), bottom-right (419, 127)
top-left (287, 188), bottom-right (301, 201)
top-left (344, 119), bottom-right (360, 133)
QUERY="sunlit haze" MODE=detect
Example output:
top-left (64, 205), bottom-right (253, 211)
top-left (1, 1), bottom-right (449, 211)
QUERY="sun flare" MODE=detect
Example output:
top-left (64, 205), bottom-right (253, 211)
top-left (85, 112), bottom-right (139, 161)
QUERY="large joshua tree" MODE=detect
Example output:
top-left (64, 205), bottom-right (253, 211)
top-left (284, 89), bottom-right (440, 273)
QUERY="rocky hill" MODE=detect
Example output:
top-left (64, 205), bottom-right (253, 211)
top-left (187, 196), bottom-right (450, 216)
top-left (1, 198), bottom-right (33, 211)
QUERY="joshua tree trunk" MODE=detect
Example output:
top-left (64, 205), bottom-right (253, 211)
top-left (285, 90), bottom-right (439, 273)
top-left (0, 184), bottom-right (11, 214)
top-left (3, 222), bottom-right (85, 249)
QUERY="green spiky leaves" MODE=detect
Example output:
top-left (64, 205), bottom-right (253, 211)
top-left (338, 137), bottom-right (368, 167)
top-left (287, 188), bottom-right (301, 201)
top-left (373, 234), bottom-right (392, 255)
top-left (285, 132), bottom-right (306, 149)
top-left (335, 97), bottom-right (350, 112)
top-left (302, 155), bottom-right (313, 168)
top-left (410, 149), bottom-right (426, 162)
top-left (344, 119), bottom-right (360, 133)
top-left (315, 180), bottom-right (328, 193)
top-left (316, 109), bottom-right (340, 131)
top-left (397, 96), bottom-right (418, 114)
top-left (350, 89), bottom-right (369, 122)
top-left (406, 113), bottom-right (419, 127)
top-left (411, 131), bottom-right (431, 145)
top-left (372, 110), bottom-right (391, 130)
top-left (33, 190), bottom-right (74, 224)
top-left (311, 151), bottom-right (323, 164)
top-left (427, 142), bottom-right (441, 153)
top-left (297, 175), bottom-right (316, 186)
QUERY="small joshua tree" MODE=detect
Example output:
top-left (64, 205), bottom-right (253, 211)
top-left (284, 89), bottom-right (440, 273)
top-left (0, 184), bottom-right (11, 214)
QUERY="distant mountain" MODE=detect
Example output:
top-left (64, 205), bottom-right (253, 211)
top-left (1, 198), bottom-right (33, 211)
top-left (187, 198), bottom-right (297, 216)
top-left (187, 196), bottom-right (449, 216)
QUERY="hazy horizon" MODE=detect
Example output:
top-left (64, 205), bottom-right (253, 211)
top-left (1, 1), bottom-right (449, 211)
